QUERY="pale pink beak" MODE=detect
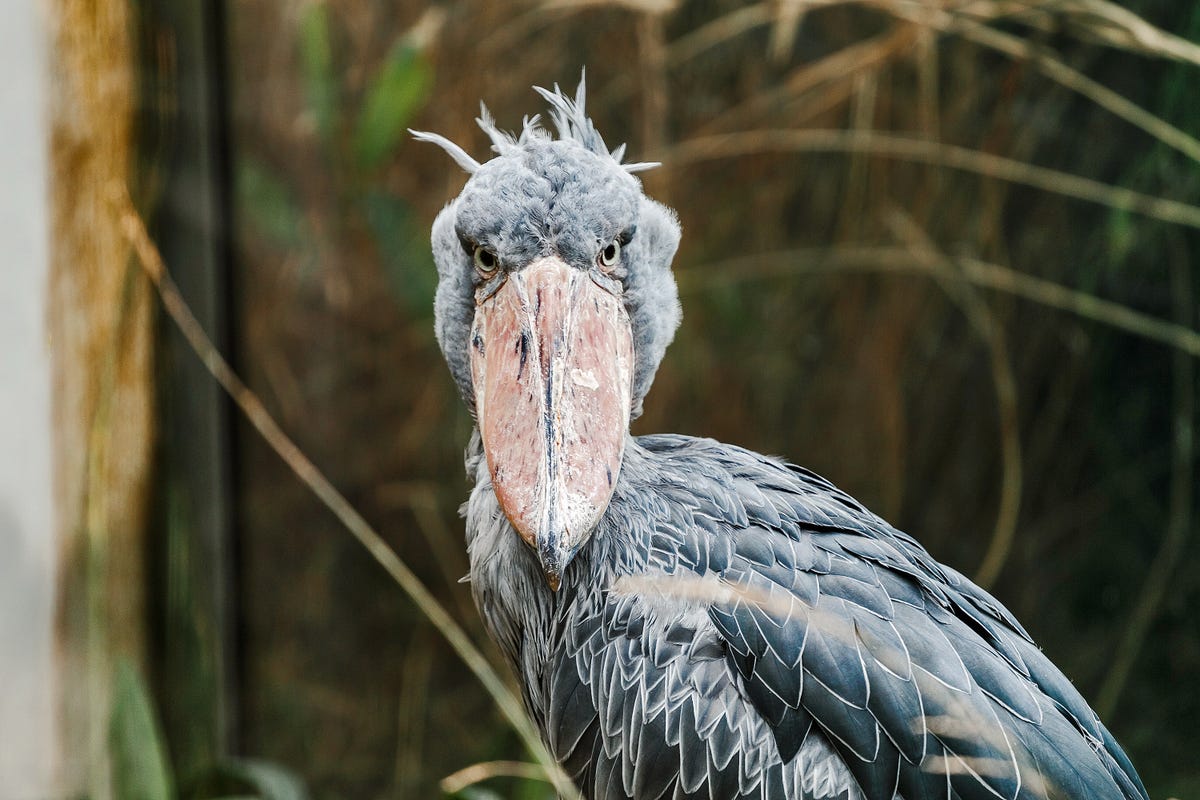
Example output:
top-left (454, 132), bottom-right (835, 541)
top-left (469, 256), bottom-right (633, 590)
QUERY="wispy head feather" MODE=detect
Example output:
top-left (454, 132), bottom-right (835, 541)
top-left (407, 129), bottom-right (481, 173)
top-left (411, 70), bottom-right (659, 174)
top-left (476, 102), bottom-right (518, 157)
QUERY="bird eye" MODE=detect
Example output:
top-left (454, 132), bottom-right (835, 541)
top-left (473, 246), bottom-right (498, 276)
top-left (597, 240), bottom-right (621, 272)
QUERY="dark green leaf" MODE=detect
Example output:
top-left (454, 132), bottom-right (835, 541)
top-left (298, 3), bottom-right (339, 144)
top-left (364, 190), bottom-right (436, 318)
top-left (353, 42), bottom-right (432, 169)
top-left (110, 660), bottom-right (176, 800)
top-left (513, 777), bottom-right (559, 800)
top-left (181, 758), bottom-right (309, 800)
top-left (454, 788), bottom-right (504, 800)
top-left (212, 759), bottom-right (308, 800)
top-left (236, 157), bottom-right (304, 249)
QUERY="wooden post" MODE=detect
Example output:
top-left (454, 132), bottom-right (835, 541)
top-left (49, 1), bottom-right (155, 797)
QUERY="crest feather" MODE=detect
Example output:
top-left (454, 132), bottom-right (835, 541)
top-left (477, 102), bottom-right (520, 157)
top-left (411, 71), bottom-right (658, 175)
top-left (407, 128), bottom-right (480, 173)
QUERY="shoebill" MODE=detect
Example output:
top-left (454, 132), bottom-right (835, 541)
top-left (413, 77), bottom-right (1147, 800)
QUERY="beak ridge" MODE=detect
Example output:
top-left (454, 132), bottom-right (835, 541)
top-left (469, 256), bottom-right (633, 590)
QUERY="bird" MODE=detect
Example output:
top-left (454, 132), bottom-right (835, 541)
top-left (413, 76), bottom-right (1148, 800)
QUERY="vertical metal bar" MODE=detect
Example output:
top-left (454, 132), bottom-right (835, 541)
top-left (140, 0), bottom-right (239, 776)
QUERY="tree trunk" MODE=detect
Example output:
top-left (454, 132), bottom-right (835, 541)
top-left (49, 1), bottom-right (155, 796)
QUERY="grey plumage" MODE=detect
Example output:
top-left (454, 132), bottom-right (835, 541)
top-left (418, 78), bottom-right (1148, 800)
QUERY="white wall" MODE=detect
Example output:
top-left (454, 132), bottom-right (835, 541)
top-left (0, 0), bottom-right (57, 795)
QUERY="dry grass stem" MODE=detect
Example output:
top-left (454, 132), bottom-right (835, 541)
top-left (784, 0), bottom-right (1200, 66)
top-left (410, 487), bottom-right (479, 623)
top-left (840, 71), bottom-right (879, 238)
top-left (484, 0), bottom-right (676, 65)
top-left (597, 4), bottom-right (775, 108)
top-left (481, 5), bottom-right (574, 56)
top-left (697, 27), bottom-right (915, 134)
top-left (769, 0), bottom-right (808, 63)
top-left (956, 256), bottom-right (1200, 358)
top-left (541, 0), bottom-right (680, 13)
top-left (680, 246), bottom-right (1200, 359)
top-left (915, 25), bottom-right (941, 142)
top-left (885, 211), bottom-right (1023, 590)
top-left (931, 11), bottom-right (1200, 165)
top-left (114, 192), bottom-right (582, 800)
top-left (1049, 0), bottom-right (1200, 66)
top-left (392, 629), bottom-right (434, 798)
top-left (638, 9), bottom-right (669, 195)
top-left (671, 3), bottom-right (772, 65)
top-left (440, 760), bottom-right (556, 794)
top-left (745, 2), bottom-right (1200, 161)
top-left (660, 129), bottom-right (1200, 230)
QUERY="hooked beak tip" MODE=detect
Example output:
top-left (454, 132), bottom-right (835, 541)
top-left (539, 537), bottom-right (566, 592)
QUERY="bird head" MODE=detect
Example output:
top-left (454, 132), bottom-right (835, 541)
top-left (415, 76), bottom-right (681, 590)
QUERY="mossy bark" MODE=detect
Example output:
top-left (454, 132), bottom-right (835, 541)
top-left (49, 1), bottom-right (155, 797)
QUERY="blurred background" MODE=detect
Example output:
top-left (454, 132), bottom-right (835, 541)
top-left (14, 0), bottom-right (1199, 798)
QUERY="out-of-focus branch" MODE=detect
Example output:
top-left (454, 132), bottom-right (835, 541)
top-left (696, 26), bottom-right (914, 134)
top-left (113, 189), bottom-right (582, 800)
top-left (781, 0), bottom-right (1200, 68)
top-left (685, 0), bottom-right (1200, 161)
top-left (637, 8), bottom-right (670, 198)
top-left (598, 3), bottom-right (773, 107)
top-left (868, 0), bottom-right (1200, 162)
top-left (659, 129), bottom-right (1200, 230)
top-left (669, 2), bottom-right (772, 64)
top-left (956, 255), bottom-right (1200, 358)
top-left (839, 71), bottom-right (880, 238)
top-left (1029, 0), bottom-right (1200, 66)
top-left (885, 211), bottom-right (1023, 589)
top-left (680, 245), bottom-right (1200, 359)
top-left (924, 9), bottom-right (1200, 165)
top-left (393, 628), bottom-right (434, 798)
top-left (441, 761), bottom-right (555, 795)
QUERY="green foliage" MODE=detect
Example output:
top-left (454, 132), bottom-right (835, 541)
top-left (365, 189), bottom-right (437, 318)
top-left (240, 10), bottom-right (441, 325)
top-left (447, 780), bottom-right (557, 800)
top-left (298, 3), bottom-right (339, 145)
top-left (1104, 207), bottom-right (1137, 267)
top-left (109, 661), bottom-right (309, 800)
top-left (353, 41), bottom-right (432, 170)
top-left (190, 759), bottom-right (310, 800)
top-left (1158, 5), bottom-right (1200, 133)
top-left (236, 157), bottom-right (306, 249)
top-left (110, 660), bottom-right (176, 800)
top-left (512, 779), bottom-right (558, 800)
top-left (454, 788), bottom-right (505, 800)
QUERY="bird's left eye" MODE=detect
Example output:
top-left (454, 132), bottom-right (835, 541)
top-left (597, 240), bottom-right (621, 272)
top-left (473, 246), bottom-right (499, 276)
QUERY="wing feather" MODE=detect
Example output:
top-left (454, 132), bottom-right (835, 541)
top-left (630, 434), bottom-right (1146, 800)
top-left (524, 435), bottom-right (1146, 800)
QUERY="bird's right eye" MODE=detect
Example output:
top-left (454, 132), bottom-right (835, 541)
top-left (473, 246), bottom-right (499, 276)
